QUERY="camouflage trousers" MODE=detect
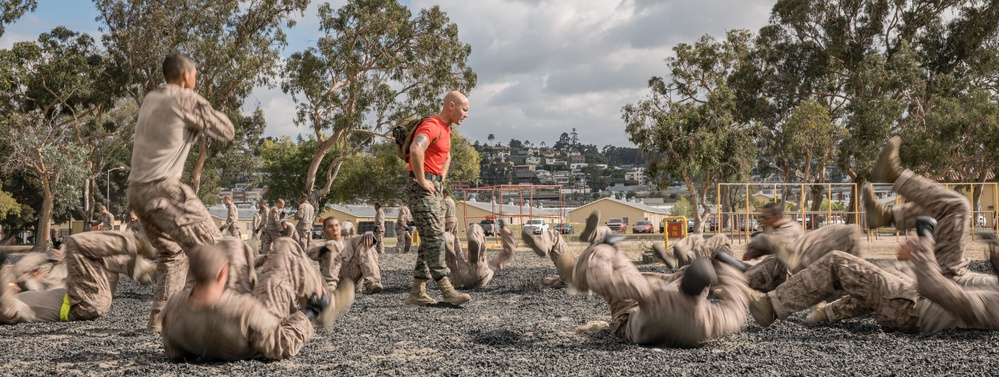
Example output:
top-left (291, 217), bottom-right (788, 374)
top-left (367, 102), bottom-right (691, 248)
top-left (405, 179), bottom-right (449, 280)
top-left (0, 231), bottom-right (150, 324)
top-left (395, 223), bottom-right (412, 253)
top-left (260, 229), bottom-right (281, 255)
top-left (296, 227), bottom-right (312, 251)
top-left (769, 251), bottom-right (920, 332)
top-left (127, 178), bottom-right (222, 312)
top-left (890, 170), bottom-right (972, 280)
top-left (373, 229), bottom-right (385, 254)
top-left (745, 224), bottom-right (862, 292)
top-left (254, 238), bottom-right (326, 319)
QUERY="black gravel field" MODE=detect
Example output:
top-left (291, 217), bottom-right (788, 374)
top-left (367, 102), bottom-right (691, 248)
top-left (2, 250), bottom-right (999, 376)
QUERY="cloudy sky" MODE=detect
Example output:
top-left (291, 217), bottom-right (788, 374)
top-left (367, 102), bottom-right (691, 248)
top-left (2, 0), bottom-right (774, 148)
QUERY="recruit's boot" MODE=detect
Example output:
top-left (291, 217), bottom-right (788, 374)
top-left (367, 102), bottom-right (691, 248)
top-left (555, 249), bottom-right (582, 291)
top-left (405, 278), bottom-right (437, 306)
top-left (863, 183), bottom-right (893, 229)
top-left (128, 256), bottom-right (157, 285)
top-left (578, 210), bottom-right (601, 244)
top-left (365, 281), bottom-right (384, 294)
top-left (136, 236), bottom-right (157, 260)
top-left (872, 136), bottom-right (902, 183)
top-left (806, 302), bottom-right (829, 325)
top-left (522, 229), bottom-right (552, 258)
top-left (746, 289), bottom-right (776, 328)
top-left (650, 243), bottom-right (677, 269)
top-left (147, 310), bottom-right (162, 332)
top-left (316, 280), bottom-right (354, 328)
top-left (436, 276), bottom-right (470, 306)
top-left (915, 216), bottom-right (937, 240)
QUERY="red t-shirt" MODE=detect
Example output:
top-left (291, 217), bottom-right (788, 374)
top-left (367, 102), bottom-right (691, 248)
top-left (407, 115), bottom-right (451, 175)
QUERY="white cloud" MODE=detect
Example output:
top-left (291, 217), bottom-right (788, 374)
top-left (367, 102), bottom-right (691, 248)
top-left (244, 0), bottom-right (776, 148)
top-left (0, 30), bottom-right (34, 49)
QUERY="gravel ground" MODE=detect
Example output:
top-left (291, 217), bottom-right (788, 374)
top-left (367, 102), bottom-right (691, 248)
top-left (2, 239), bottom-right (999, 376)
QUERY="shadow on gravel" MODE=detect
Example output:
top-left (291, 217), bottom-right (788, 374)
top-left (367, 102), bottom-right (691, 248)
top-left (471, 329), bottom-right (537, 348)
top-left (489, 280), bottom-right (557, 295)
top-left (377, 286), bottom-right (411, 294)
top-left (424, 302), bottom-right (465, 309)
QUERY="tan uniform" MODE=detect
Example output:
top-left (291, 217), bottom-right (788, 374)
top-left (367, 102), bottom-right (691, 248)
top-left (574, 243), bottom-right (748, 347)
top-left (888, 170), bottom-right (993, 285)
top-left (395, 205), bottom-right (412, 253)
top-left (295, 202), bottom-right (315, 250)
top-left (306, 235), bottom-right (381, 292)
top-left (443, 197), bottom-right (457, 234)
top-left (445, 224), bottom-right (494, 289)
top-left (744, 223), bottom-right (861, 292)
top-left (0, 231), bottom-right (155, 324)
top-left (161, 238), bottom-right (325, 361)
top-left (252, 207), bottom-right (267, 241)
top-left (11, 251), bottom-right (67, 292)
top-left (260, 206), bottom-right (285, 254)
top-left (373, 207), bottom-right (385, 254)
top-left (222, 202), bottom-right (240, 237)
top-left (766, 237), bottom-right (999, 333)
top-left (527, 228), bottom-right (579, 285)
top-left (99, 212), bottom-right (115, 231)
top-left (765, 219), bottom-right (803, 245)
top-left (127, 83), bottom-right (233, 312)
top-left (669, 233), bottom-right (733, 268)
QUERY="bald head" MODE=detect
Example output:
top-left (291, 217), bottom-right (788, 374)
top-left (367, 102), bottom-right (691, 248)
top-left (439, 91), bottom-right (469, 126)
top-left (188, 244), bottom-right (227, 284)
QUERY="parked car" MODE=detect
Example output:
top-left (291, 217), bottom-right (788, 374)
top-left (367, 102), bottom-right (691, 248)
top-left (480, 219), bottom-right (499, 236)
top-left (555, 223), bottom-right (574, 235)
top-left (524, 219), bottom-right (550, 235)
top-left (632, 220), bottom-right (654, 233)
top-left (687, 219), bottom-right (699, 233)
top-left (741, 219), bottom-right (759, 231)
top-left (606, 218), bottom-right (627, 233)
top-left (312, 225), bottom-right (324, 239)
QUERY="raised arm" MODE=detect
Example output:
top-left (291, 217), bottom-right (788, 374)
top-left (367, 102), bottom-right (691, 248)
top-left (179, 90), bottom-right (235, 142)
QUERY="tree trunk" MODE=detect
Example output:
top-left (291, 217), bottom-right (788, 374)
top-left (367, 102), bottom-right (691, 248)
top-left (809, 184), bottom-right (825, 229)
top-left (720, 185), bottom-right (732, 232)
top-left (681, 170), bottom-right (702, 234)
top-left (35, 180), bottom-right (54, 252)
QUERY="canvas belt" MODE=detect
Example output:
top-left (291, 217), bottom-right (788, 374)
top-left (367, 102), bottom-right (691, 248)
top-left (409, 172), bottom-right (442, 182)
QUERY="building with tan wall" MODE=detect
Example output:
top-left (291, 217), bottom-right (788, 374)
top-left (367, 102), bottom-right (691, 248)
top-left (455, 200), bottom-right (561, 232)
top-left (568, 197), bottom-right (670, 230)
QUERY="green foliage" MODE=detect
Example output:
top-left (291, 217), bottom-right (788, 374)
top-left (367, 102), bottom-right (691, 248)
top-left (448, 131), bottom-right (481, 186)
top-left (282, 0), bottom-right (476, 201)
top-left (327, 143), bottom-right (407, 206)
top-left (0, 0), bottom-right (36, 37)
top-left (96, 0), bottom-right (307, 196)
top-left (259, 136), bottom-right (318, 205)
top-left (624, 30), bottom-right (759, 227)
top-left (0, 27), bottom-right (108, 249)
top-left (671, 197), bottom-right (692, 218)
top-left (0, 181), bottom-right (20, 219)
top-left (740, 1), bottom-right (999, 183)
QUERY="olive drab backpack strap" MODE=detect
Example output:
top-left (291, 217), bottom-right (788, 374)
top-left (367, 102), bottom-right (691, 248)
top-left (393, 117), bottom-right (437, 162)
